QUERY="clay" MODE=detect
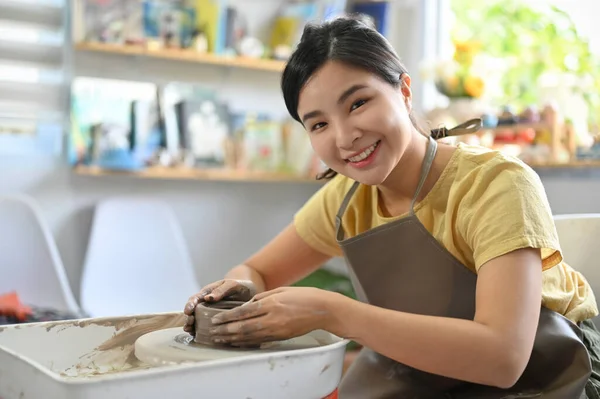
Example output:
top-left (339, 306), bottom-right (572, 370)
top-left (97, 313), bottom-right (186, 351)
top-left (66, 313), bottom-right (187, 378)
top-left (194, 300), bottom-right (246, 345)
top-left (134, 327), bottom-right (323, 367)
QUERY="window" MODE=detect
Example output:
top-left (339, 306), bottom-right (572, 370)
top-left (0, 0), bottom-right (67, 155)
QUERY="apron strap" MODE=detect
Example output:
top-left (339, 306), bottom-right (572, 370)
top-left (430, 117), bottom-right (482, 140)
top-left (409, 135), bottom-right (438, 214)
top-left (336, 120), bottom-right (461, 239)
top-left (335, 181), bottom-right (360, 242)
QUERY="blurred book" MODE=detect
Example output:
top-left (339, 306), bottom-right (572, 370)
top-left (175, 99), bottom-right (230, 167)
top-left (320, 0), bottom-right (348, 21)
top-left (70, 77), bottom-right (157, 166)
top-left (351, 1), bottom-right (390, 36)
top-left (131, 100), bottom-right (163, 164)
top-left (80, 0), bottom-right (144, 44)
top-left (142, 0), bottom-right (196, 48)
top-left (162, 81), bottom-right (216, 157)
top-left (239, 115), bottom-right (286, 172)
top-left (223, 6), bottom-right (247, 54)
top-left (269, 1), bottom-right (319, 50)
top-left (191, 0), bottom-right (229, 54)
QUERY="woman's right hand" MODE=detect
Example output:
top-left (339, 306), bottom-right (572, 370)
top-left (183, 279), bottom-right (257, 335)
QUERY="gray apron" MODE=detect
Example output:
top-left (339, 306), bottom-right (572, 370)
top-left (335, 134), bottom-right (592, 398)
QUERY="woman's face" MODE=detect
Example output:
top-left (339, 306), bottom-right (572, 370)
top-left (297, 60), bottom-right (415, 186)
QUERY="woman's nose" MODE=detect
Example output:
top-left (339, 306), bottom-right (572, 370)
top-left (335, 124), bottom-right (362, 150)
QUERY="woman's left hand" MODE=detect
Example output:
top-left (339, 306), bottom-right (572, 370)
top-left (208, 287), bottom-right (344, 346)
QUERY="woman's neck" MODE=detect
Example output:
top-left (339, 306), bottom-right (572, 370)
top-left (376, 131), bottom-right (432, 217)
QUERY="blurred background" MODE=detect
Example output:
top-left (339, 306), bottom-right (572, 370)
top-left (0, 0), bottom-right (599, 320)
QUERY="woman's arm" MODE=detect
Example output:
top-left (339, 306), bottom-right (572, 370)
top-left (223, 222), bottom-right (332, 293)
top-left (333, 247), bottom-right (542, 389)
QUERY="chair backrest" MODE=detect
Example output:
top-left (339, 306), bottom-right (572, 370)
top-left (554, 213), bottom-right (600, 326)
top-left (0, 195), bottom-right (80, 314)
top-left (80, 197), bottom-right (200, 318)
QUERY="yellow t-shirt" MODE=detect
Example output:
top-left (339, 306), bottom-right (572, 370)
top-left (294, 143), bottom-right (598, 323)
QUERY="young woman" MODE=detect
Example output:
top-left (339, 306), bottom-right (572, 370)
top-left (183, 15), bottom-right (600, 398)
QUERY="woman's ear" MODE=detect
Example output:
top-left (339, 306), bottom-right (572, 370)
top-left (400, 74), bottom-right (412, 111)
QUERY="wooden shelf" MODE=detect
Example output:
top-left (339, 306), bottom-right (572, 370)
top-left (527, 160), bottom-right (600, 169)
top-left (73, 159), bottom-right (600, 185)
top-left (73, 165), bottom-right (323, 184)
top-left (482, 122), bottom-right (550, 132)
top-left (74, 42), bottom-right (287, 73)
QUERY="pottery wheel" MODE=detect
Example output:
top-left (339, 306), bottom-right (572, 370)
top-left (134, 327), bottom-right (322, 367)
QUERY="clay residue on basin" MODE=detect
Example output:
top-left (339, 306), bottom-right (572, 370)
top-left (60, 313), bottom-right (186, 378)
top-left (97, 313), bottom-right (186, 351)
top-left (44, 312), bottom-right (181, 333)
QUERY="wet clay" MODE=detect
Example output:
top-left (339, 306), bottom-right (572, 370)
top-left (194, 300), bottom-right (246, 346)
top-left (64, 313), bottom-right (186, 378)
top-left (134, 327), bottom-right (322, 367)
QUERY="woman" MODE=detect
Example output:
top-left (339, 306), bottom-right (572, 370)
top-left (183, 15), bottom-right (600, 398)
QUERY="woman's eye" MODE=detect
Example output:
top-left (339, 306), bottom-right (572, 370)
top-left (350, 99), bottom-right (367, 111)
top-left (311, 122), bottom-right (327, 131)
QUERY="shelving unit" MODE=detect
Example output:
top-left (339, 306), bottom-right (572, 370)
top-left (74, 42), bottom-right (287, 73)
top-left (72, 159), bottom-right (600, 185)
top-left (526, 160), bottom-right (600, 169)
top-left (73, 165), bottom-right (323, 184)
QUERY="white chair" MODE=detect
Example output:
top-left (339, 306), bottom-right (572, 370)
top-left (554, 213), bottom-right (600, 326)
top-left (0, 194), bottom-right (81, 315)
top-left (80, 197), bottom-right (200, 318)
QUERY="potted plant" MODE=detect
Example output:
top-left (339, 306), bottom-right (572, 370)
top-left (292, 267), bottom-right (361, 374)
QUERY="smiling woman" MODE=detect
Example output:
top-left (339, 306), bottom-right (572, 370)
top-left (183, 15), bottom-right (600, 399)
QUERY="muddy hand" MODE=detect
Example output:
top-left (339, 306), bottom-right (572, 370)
top-left (208, 287), bottom-right (336, 346)
top-left (183, 279), bottom-right (257, 335)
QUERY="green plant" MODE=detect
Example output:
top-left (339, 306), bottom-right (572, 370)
top-left (451, 0), bottom-right (600, 124)
top-left (293, 268), bottom-right (356, 299)
top-left (293, 268), bottom-right (361, 350)
top-left (430, 39), bottom-right (487, 99)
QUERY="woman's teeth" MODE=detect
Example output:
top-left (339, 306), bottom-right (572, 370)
top-left (348, 141), bottom-right (380, 162)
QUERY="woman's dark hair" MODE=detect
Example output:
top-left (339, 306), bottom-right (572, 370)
top-left (281, 14), bottom-right (423, 180)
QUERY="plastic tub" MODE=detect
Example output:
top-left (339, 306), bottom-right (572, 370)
top-left (0, 312), bottom-right (347, 399)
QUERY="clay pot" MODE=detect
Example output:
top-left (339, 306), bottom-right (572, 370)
top-left (194, 300), bottom-right (246, 346)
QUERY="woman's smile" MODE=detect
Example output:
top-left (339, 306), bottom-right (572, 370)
top-left (344, 140), bottom-right (382, 169)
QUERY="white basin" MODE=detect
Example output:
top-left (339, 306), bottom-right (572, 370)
top-left (0, 312), bottom-right (347, 399)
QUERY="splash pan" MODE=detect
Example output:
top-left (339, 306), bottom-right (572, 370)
top-left (0, 312), bottom-right (347, 399)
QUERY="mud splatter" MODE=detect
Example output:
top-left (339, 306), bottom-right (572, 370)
top-left (45, 315), bottom-right (158, 333)
top-left (96, 313), bottom-right (186, 351)
top-left (60, 313), bottom-right (186, 378)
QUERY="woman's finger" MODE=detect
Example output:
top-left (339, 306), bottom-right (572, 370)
top-left (185, 314), bottom-right (195, 326)
top-left (184, 295), bottom-right (201, 315)
top-left (206, 280), bottom-right (242, 302)
top-left (183, 283), bottom-right (221, 314)
top-left (252, 288), bottom-right (285, 301)
top-left (210, 318), bottom-right (265, 337)
top-left (215, 333), bottom-right (279, 347)
top-left (211, 300), bottom-right (266, 325)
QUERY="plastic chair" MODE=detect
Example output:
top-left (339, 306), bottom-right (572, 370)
top-left (0, 194), bottom-right (81, 315)
top-left (554, 213), bottom-right (600, 326)
top-left (80, 197), bottom-right (200, 318)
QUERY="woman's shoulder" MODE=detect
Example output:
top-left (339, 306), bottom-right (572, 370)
top-left (452, 142), bottom-right (544, 191)
top-left (448, 143), bottom-right (560, 272)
